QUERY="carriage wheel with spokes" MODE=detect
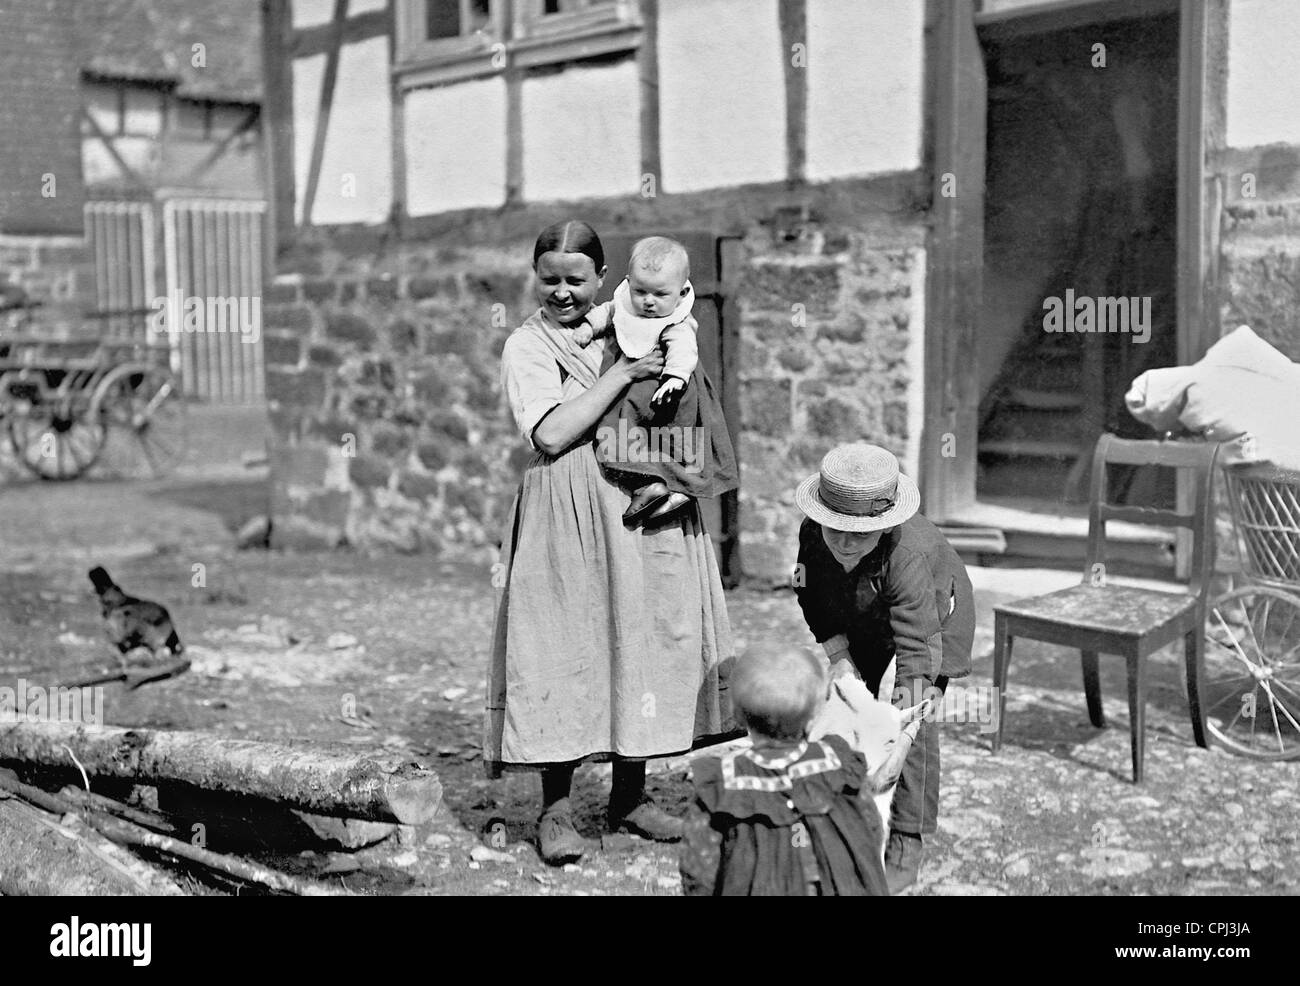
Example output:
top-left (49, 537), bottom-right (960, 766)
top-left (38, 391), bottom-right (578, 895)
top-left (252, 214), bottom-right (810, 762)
top-left (7, 400), bottom-right (106, 480)
top-left (92, 366), bottom-right (188, 478)
top-left (1197, 586), bottom-right (1300, 760)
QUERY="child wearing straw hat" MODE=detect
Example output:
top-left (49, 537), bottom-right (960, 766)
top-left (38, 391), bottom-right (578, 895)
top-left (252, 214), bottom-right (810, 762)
top-left (793, 443), bottom-right (975, 894)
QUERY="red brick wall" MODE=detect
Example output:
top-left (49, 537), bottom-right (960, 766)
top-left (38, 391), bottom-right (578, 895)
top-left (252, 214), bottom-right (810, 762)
top-left (0, 0), bottom-right (87, 237)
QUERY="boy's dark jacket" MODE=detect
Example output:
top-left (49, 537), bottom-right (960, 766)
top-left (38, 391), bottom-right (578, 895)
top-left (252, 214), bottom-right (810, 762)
top-left (794, 514), bottom-right (974, 685)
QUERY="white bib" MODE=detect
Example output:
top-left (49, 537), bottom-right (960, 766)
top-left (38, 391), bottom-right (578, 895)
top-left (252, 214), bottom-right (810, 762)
top-left (612, 278), bottom-right (696, 358)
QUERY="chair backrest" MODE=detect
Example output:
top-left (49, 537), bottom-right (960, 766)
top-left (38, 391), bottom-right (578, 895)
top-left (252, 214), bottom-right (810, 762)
top-left (1085, 434), bottom-right (1222, 602)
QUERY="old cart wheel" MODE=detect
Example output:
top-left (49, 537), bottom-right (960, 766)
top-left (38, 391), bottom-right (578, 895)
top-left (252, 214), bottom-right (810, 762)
top-left (92, 366), bottom-right (188, 478)
top-left (1197, 586), bottom-right (1300, 760)
top-left (6, 378), bottom-right (106, 481)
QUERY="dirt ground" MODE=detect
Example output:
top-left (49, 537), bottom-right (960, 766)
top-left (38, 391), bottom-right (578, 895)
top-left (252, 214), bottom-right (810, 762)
top-left (1, 470), bottom-right (1298, 897)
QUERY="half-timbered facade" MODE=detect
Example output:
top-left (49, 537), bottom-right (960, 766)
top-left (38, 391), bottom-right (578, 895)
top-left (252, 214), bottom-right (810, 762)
top-left (260, 0), bottom-right (1300, 581)
top-left (1, 0), bottom-right (266, 403)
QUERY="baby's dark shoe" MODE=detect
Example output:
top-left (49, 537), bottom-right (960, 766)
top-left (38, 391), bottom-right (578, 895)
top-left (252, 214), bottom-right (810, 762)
top-left (623, 481), bottom-right (670, 526)
top-left (645, 491), bottom-right (692, 524)
top-left (537, 802), bottom-right (586, 865)
top-left (608, 793), bottom-right (684, 842)
top-left (884, 830), bottom-right (923, 894)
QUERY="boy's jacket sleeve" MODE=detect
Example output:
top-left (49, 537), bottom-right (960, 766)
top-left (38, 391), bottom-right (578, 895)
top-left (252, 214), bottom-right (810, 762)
top-left (883, 547), bottom-right (944, 683)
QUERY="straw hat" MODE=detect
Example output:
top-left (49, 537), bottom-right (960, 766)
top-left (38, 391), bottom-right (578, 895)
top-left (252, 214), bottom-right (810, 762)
top-left (795, 444), bottom-right (920, 533)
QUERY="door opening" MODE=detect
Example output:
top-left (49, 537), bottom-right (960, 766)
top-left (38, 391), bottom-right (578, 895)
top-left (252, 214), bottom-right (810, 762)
top-left (976, 10), bottom-right (1180, 510)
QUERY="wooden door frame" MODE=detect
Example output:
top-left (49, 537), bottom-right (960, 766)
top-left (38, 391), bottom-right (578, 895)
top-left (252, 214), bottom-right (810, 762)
top-left (921, 0), bottom-right (1216, 524)
top-left (590, 228), bottom-right (740, 583)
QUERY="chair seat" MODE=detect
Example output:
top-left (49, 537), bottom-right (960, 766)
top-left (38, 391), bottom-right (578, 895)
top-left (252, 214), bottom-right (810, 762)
top-left (995, 584), bottom-right (1197, 638)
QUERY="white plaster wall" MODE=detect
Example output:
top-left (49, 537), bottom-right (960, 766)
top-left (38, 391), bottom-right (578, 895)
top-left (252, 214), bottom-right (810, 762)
top-left (292, 53), bottom-right (325, 225)
top-left (405, 78), bottom-right (508, 214)
top-left (522, 59), bottom-right (641, 202)
top-left (806, 0), bottom-right (924, 179)
top-left (978, 0), bottom-right (1056, 12)
top-left (292, 0), bottom-right (387, 30)
top-left (658, 0), bottom-right (786, 192)
top-left (304, 37), bottom-right (393, 225)
top-left (1227, 0), bottom-right (1300, 147)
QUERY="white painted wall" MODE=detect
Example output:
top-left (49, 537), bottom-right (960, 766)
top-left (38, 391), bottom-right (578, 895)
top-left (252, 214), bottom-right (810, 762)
top-left (978, 0), bottom-right (1055, 12)
top-left (304, 37), bottom-right (393, 225)
top-left (658, 0), bottom-right (786, 192)
top-left (1227, 0), bottom-right (1300, 147)
top-left (522, 59), bottom-right (641, 202)
top-left (292, 53), bottom-right (325, 224)
top-left (405, 78), bottom-right (508, 214)
top-left (806, 0), bottom-right (924, 179)
top-left (292, 0), bottom-right (387, 30)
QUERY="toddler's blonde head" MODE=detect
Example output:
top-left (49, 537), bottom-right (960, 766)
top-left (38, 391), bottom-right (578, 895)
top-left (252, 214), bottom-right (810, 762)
top-left (733, 642), bottom-right (825, 741)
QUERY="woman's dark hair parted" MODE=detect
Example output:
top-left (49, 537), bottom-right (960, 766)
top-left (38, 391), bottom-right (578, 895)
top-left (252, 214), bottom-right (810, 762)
top-left (532, 219), bottom-right (605, 270)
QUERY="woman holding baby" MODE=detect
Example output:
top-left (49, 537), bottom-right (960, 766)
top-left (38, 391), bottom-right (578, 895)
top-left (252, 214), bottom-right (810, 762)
top-left (487, 220), bottom-right (740, 865)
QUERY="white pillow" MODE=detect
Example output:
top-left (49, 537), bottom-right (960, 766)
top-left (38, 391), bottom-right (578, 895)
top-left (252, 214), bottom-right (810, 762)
top-left (1127, 326), bottom-right (1300, 469)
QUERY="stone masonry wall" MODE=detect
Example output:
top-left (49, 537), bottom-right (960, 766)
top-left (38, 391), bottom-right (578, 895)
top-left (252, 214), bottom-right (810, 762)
top-left (0, 235), bottom-right (95, 325)
top-left (1208, 144), bottom-right (1300, 576)
top-left (263, 175), bottom-right (929, 582)
top-left (737, 236), bottom-right (923, 581)
top-left (263, 245), bottom-right (534, 555)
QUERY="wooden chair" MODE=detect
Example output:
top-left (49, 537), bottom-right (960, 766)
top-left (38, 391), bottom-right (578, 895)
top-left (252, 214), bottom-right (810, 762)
top-left (990, 435), bottom-right (1222, 782)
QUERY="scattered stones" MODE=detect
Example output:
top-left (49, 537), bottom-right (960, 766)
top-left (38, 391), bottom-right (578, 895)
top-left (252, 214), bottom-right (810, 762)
top-left (236, 515), bottom-right (272, 549)
top-left (1119, 796), bottom-right (1161, 811)
top-left (327, 631), bottom-right (359, 649)
top-left (470, 845), bottom-right (515, 864)
top-left (1003, 854), bottom-right (1034, 878)
top-left (929, 883), bottom-right (1004, 896)
top-left (1078, 848), bottom-right (1154, 880)
top-left (294, 813), bottom-right (397, 850)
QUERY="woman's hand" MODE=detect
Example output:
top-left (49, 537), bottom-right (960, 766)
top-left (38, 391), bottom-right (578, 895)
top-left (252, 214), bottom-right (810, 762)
top-left (618, 349), bottom-right (666, 383)
top-left (531, 348), bottom-right (664, 455)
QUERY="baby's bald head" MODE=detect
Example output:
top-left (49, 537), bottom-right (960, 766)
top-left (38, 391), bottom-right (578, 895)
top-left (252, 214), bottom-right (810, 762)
top-left (732, 642), bottom-right (826, 741)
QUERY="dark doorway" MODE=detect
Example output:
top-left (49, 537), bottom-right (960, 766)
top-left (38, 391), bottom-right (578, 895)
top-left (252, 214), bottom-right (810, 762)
top-left (975, 11), bottom-right (1180, 508)
top-left (594, 230), bottom-right (740, 583)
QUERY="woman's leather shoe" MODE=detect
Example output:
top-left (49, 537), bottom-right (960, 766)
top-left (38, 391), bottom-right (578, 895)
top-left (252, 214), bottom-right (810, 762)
top-left (537, 804), bottom-right (586, 865)
top-left (608, 795), bottom-right (684, 842)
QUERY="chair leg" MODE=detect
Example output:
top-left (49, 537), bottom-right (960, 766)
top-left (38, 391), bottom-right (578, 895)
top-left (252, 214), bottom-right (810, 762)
top-left (991, 615), bottom-right (1013, 753)
top-left (1184, 626), bottom-right (1209, 749)
top-left (1081, 650), bottom-right (1105, 728)
top-left (1126, 654), bottom-right (1146, 784)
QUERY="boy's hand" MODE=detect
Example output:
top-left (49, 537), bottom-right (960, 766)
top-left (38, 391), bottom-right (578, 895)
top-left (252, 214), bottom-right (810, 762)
top-left (652, 375), bottom-right (685, 406)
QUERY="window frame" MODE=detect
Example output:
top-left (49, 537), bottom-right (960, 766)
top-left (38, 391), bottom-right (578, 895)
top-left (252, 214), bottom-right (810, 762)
top-left (394, 0), bottom-right (509, 88)
top-left (393, 0), bottom-right (641, 90)
top-left (510, 0), bottom-right (641, 68)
